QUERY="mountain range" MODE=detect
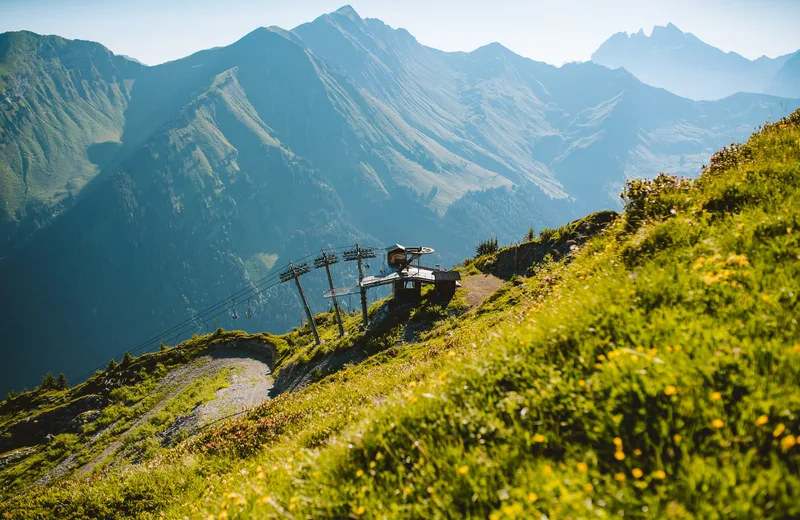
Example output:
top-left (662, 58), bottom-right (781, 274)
top-left (1, 6), bottom-right (798, 394)
top-left (592, 22), bottom-right (800, 100)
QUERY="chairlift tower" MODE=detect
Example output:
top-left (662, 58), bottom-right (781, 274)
top-left (280, 261), bottom-right (320, 345)
top-left (314, 249), bottom-right (345, 337)
top-left (343, 243), bottom-right (376, 328)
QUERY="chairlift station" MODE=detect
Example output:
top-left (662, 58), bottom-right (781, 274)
top-left (325, 244), bottom-right (461, 307)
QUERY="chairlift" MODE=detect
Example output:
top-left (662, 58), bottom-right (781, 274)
top-left (231, 299), bottom-right (239, 320)
top-left (245, 297), bottom-right (253, 319)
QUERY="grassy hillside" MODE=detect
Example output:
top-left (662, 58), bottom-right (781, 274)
top-left (0, 31), bottom-right (142, 249)
top-left (2, 106), bottom-right (799, 520)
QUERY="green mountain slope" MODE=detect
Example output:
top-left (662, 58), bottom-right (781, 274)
top-left (0, 31), bottom-right (142, 250)
top-left (2, 108), bottom-right (799, 519)
top-left (1, 7), bottom-right (799, 397)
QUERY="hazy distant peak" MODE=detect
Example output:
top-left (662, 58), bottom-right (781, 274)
top-left (333, 5), bottom-right (362, 20)
top-left (265, 25), bottom-right (305, 45)
top-left (232, 26), bottom-right (306, 52)
top-left (472, 41), bottom-right (513, 56)
top-left (119, 54), bottom-right (145, 65)
top-left (649, 22), bottom-right (687, 39)
top-left (592, 20), bottom-right (799, 100)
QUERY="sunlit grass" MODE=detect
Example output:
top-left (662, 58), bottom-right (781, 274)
top-left (2, 111), bottom-right (800, 518)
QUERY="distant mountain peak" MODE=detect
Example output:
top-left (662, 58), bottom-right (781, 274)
top-left (650, 22), bottom-right (685, 39)
top-left (472, 41), bottom-right (512, 56)
top-left (334, 5), bottom-right (362, 20)
top-left (592, 21), bottom-right (796, 100)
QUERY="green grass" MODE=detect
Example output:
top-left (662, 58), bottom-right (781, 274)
top-left (2, 111), bottom-right (800, 518)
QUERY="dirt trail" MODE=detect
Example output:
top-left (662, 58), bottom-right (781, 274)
top-left (461, 273), bottom-right (504, 308)
top-left (72, 351), bottom-right (272, 477)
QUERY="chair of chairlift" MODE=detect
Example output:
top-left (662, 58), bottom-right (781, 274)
top-left (231, 300), bottom-right (239, 320)
top-left (245, 297), bottom-right (253, 319)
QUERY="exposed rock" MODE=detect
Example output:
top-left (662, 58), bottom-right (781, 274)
top-left (0, 394), bottom-right (108, 453)
top-left (0, 446), bottom-right (36, 471)
top-left (477, 210), bottom-right (618, 277)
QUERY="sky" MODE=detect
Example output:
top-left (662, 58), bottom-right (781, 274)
top-left (1, 0), bottom-right (798, 66)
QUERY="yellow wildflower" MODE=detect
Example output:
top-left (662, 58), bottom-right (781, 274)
top-left (652, 470), bottom-right (666, 480)
top-left (527, 492), bottom-right (538, 502)
top-left (613, 437), bottom-right (623, 448)
top-left (614, 451), bottom-right (626, 461)
top-left (633, 449), bottom-right (642, 456)
top-left (664, 385), bottom-right (677, 396)
top-left (355, 505), bottom-right (365, 515)
top-left (614, 472), bottom-right (626, 482)
top-left (584, 483), bottom-right (594, 493)
top-left (774, 424), bottom-right (786, 437)
top-left (578, 380), bottom-right (586, 387)
top-left (712, 419), bottom-right (724, 429)
top-left (543, 465), bottom-right (552, 477)
top-left (576, 462), bottom-right (588, 473)
top-left (533, 433), bottom-right (546, 443)
top-left (632, 468), bottom-right (643, 479)
top-left (457, 465), bottom-right (469, 475)
top-left (673, 434), bottom-right (682, 443)
top-left (711, 391), bottom-right (722, 401)
top-left (356, 470), bottom-right (364, 477)
top-left (781, 435), bottom-right (796, 452)
top-left (756, 415), bottom-right (769, 426)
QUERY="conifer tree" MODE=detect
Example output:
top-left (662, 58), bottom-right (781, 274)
top-left (524, 227), bottom-right (536, 242)
top-left (40, 372), bottom-right (57, 390)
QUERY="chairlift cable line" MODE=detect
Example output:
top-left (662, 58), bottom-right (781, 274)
top-left (67, 242), bottom-right (385, 385)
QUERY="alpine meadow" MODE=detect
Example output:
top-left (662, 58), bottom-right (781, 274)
top-left (0, 3), bottom-right (799, 519)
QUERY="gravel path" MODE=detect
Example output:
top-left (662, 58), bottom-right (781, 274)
top-left (461, 273), bottom-right (505, 308)
top-left (72, 350), bottom-right (272, 477)
top-left (193, 352), bottom-right (273, 428)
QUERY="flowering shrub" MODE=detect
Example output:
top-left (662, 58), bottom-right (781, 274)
top-left (621, 172), bottom-right (693, 230)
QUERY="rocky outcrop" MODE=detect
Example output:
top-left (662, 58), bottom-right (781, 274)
top-left (0, 394), bottom-right (107, 453)
top-left (476, 210), bottom-right (618, 278)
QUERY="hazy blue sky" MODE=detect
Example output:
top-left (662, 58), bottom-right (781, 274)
top-left (1, 0), bottom-right (798, 66)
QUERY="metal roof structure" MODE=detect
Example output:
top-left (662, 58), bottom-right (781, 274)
top-left (322, 243), bottom-right (460, 301)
